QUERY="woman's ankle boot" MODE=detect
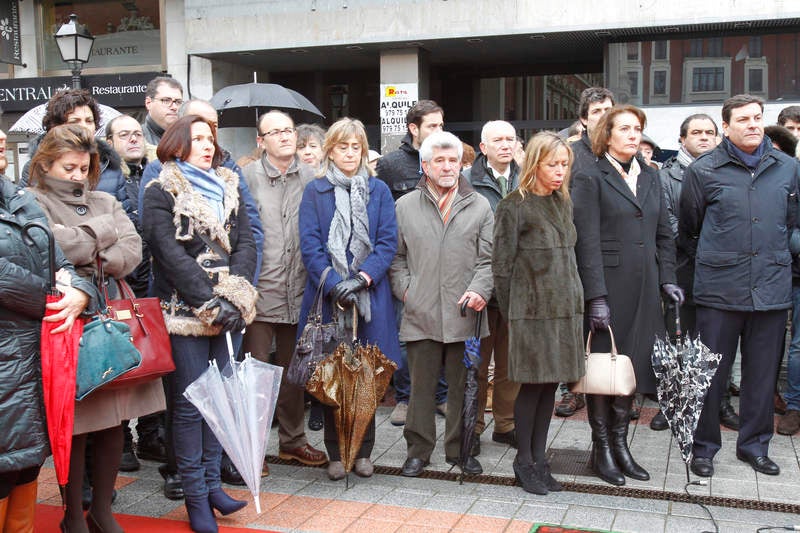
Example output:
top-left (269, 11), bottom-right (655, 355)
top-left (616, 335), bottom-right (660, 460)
top-left (586, 394), bottom-right (625, 486)
top-left (208, 488), bottom-right (246, 515)
top-left (610, 395), bottom-right (650, 481)
top-left (185, 497), bottom-right (218, 533)
top-left (513, 457), bottom-right (547, 495)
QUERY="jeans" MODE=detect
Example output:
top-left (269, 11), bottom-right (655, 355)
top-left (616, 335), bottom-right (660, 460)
top-left (787, 285), bottom-right (800, 411)
top-left (393, 298), bottom-right (447, 405)
top-left (170, 332), bottom-right (241, 499)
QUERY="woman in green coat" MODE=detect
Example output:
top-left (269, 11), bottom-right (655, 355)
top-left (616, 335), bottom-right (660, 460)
top-left (493, 132), bottom-right (584, 495)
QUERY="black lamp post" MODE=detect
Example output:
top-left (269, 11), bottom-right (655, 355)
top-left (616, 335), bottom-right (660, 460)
top-left (54, 14), bottom-right (95, 89)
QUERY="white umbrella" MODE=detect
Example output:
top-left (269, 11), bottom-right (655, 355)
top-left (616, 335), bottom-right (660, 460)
top-left (9, 103), bottom-right (122, 138)
top-left (183, 333), bottom-right (282, 514)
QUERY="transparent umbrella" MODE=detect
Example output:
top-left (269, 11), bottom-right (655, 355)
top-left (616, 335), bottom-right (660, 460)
top-left (184, 332), bottom-right (282, 513)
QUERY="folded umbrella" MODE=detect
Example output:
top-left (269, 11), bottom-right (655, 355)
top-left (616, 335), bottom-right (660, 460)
top-left (22, 221), bottom-right (83, 493)
top-left (306, 307), bottom-right (396, 476)
top-left (458, 302), bottom-right (483, 482)
top-left (184, 332), bottom-right (282, 513)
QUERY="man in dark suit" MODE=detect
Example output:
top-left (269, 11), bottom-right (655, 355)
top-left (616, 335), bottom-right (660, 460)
top-left (680, 94), bottom-right (800, 477)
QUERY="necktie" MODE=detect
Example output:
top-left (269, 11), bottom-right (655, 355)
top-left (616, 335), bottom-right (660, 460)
top-left (498, 174), bottom-right (508, 198)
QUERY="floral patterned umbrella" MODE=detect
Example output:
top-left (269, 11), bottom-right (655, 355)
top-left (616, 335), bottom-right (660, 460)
top-left (651, 311), bottom-right (722, 481)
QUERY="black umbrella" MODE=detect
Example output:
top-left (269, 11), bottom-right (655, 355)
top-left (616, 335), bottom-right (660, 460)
top-left (456, 302), bottom-right (483, 483)
top-left (209, 82), bottom-right (324, 128)
top-left (651, 304), bottom-right (722, 481)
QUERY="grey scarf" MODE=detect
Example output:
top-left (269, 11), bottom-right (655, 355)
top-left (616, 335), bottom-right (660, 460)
top-left (326, 165), bottom-right (373, 322)
top-left (676, 145), bottom-right (695, 169)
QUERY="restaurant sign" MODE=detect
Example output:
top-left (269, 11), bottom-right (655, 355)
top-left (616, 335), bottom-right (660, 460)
top-left (0, 72), bottom-right (163, 112)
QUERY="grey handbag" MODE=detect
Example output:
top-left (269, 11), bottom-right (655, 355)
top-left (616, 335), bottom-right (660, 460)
top-left (285, 267), bottom-right (338, 387)
top-left (570, 327), bottom-right (636, 396)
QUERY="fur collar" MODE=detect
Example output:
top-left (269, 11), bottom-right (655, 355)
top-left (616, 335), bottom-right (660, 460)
top-left (155, 161), bottom-right (240, 253)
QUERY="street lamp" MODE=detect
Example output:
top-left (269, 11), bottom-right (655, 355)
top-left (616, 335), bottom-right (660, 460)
top-left (54, 14), bottom-right (95, 89)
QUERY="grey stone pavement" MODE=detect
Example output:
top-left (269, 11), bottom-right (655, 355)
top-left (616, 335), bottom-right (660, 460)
top-left (40, 395), bottom-right (800, 533)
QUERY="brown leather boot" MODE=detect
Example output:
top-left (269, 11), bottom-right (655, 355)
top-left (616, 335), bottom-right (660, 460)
top-left (5, 480), bottom-right (37, 533)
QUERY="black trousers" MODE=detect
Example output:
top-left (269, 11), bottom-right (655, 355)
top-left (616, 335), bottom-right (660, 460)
top-left (693, 306), bottom-right (786, 459)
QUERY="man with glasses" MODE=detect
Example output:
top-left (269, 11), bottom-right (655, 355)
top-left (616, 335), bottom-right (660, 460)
top-left (240, 110), bottom-right (326, 469)
top-left (142, 76), bottom-right (183, 145)
top-left (106, 114), bottom-right (162, 475)
top-left (464, 120), bottom-right (521, 455)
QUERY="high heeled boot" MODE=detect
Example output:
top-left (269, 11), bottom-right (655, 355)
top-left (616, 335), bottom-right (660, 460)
top-left (185, 496), bottom-right (218, 533)
top-left (586, 394), bottom-right (625, 486)
top-left (610, 395), bottom-right (650, 481)
top-left (208, 488), bottom-right (246, 515)
top-left (512, 456), bottom-right (547, 495)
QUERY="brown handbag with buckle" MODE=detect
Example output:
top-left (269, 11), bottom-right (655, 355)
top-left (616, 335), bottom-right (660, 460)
top-left (570, 326), bottom-right (636, 396)
top-left (97, 260), bottom-right (175, 389)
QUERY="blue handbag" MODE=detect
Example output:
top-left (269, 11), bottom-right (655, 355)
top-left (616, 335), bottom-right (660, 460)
top-left (75, 315), bottom-right (142, 401)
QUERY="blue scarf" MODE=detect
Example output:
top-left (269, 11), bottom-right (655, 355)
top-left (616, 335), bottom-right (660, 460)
top-left (723, 135), bottom-right (770, 172)
top-left (176, 159), bottom-right (226, 222)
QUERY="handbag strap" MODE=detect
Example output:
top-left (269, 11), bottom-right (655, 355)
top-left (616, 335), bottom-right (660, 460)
top-left (585, 326), bottom-right (618, 357)
top-left (310, 266), bottom-right (333, 319)
top-left (95, 258), bottom-right (149, 335)
top-left (197, 232), bottom-right (230, 263)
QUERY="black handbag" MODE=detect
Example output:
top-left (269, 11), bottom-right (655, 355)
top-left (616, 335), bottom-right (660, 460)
top-left (286, 267), bottom-right (338, 387)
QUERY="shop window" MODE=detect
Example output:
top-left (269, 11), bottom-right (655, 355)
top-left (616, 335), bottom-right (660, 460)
top-left (749, 36), bottom-right (763, 58)
top-left (692, 67), bottom-right (724, 92)
top-left (40, 0), bottom-right (161, 72)
top-left (653, 41), bottom-right (669, 61)
top-left (688, 39), bottom-right (703, 58)
top-left (653, 70), bottom-right (668, 95)
top-left (707, 38), bottom-right (723, 57)
top-left (626, 42), bottom-right (640, 62)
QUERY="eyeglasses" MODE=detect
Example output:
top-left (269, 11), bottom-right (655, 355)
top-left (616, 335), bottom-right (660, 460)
top-left (156, 97), bottom-right (183, 108)
top-left (114, 130), bottom-right (144, 141)
top-left (259, 127), bottom-right (296, 138)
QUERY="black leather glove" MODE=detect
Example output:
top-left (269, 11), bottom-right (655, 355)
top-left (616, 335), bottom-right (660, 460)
top-left (330, 274), bottom-right (368, 308)
top-left (661, 283), bottom-right (685, 306)
top-left (588, 297), bottom-right (611, 333)
top-left (211, 297), bottom-right (245, 333)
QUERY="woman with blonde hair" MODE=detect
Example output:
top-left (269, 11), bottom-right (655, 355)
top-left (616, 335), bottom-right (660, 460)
top-left (493, 131), bottom-right (585, 494)
top-left (298, 117), bottom-right (400, 480)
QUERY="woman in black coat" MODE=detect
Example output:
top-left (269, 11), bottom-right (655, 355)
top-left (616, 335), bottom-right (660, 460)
top-left (571, 105), bottom-right (681, 486)
top-left (142, 115), bottom-right (257, 533)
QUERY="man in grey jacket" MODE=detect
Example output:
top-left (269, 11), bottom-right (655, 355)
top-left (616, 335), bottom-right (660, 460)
top-left (391, 131), bottom-right (494, 478)
top-left (241, 110), bottom-right (326, 468)
top-left (680, 94), bottom-right (800, 478)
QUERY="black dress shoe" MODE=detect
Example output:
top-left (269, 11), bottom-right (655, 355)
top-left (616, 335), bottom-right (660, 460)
top-left (690, 457), bottom-right (714, 477)
top-left (136, 437), bottom-right (168, 463)
top-left (120, 450), bottom-right (141, 472)
top-left (491, 430), bottom-right (517, 448)
top-left (736, 452), bottom-right (780, 475)
top-left (401, 457), bottom-right (429, 477)
top-left (649, 411), bottom-right (669, 431)
top-left (157, 465), bottom-right (185, 500)
top-left (719, 403), bottom-right (741, 431)
top-left (221, 454), bottom-right (246, 486)
top-left (446, 455), bottom-right (483, 475)
top-left (308, 403), bottom-right (323, 431)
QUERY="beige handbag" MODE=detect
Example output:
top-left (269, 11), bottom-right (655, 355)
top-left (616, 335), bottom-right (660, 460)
top-left (571, 327), bottom-right (636, 396)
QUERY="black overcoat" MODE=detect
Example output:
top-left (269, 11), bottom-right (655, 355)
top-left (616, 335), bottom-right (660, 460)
top-left (572, 157), bottom-right (677, 394)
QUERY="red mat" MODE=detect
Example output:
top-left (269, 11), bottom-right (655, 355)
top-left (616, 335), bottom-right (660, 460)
top-left (35, 504), bottom-right (275, 532)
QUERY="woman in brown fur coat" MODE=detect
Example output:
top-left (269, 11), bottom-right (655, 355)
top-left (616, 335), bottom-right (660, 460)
top-left (493, 132), bottom-right (584, 496)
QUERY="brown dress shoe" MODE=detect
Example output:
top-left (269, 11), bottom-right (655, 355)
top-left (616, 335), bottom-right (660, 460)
top-left (261, 458), bottom-right (270, 477)
top-left (279, 443), bottom-right (328, 466)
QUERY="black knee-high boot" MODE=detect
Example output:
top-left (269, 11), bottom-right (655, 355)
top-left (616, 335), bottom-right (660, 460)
top-left (586, 394), bottom-right (625, 486)
top-left (610, 395), bottom-right (649, 481)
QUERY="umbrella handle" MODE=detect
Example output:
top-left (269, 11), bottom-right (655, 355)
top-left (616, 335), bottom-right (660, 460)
top-left (459, 298), bottom-right (482, 339)
top-left (21, 221), bottom-right (57, 292)
top-left (351, 305), bottom-right (358, 343)
top-left (674, 301), bottom-right (682, 338)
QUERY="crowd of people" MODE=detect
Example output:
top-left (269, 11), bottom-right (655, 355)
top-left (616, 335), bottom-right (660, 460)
top-left (0, 75), bottom-right (799, 533)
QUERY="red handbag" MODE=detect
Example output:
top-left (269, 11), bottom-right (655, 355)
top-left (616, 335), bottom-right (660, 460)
top-left (99, 269), bottom-right (174, 389)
